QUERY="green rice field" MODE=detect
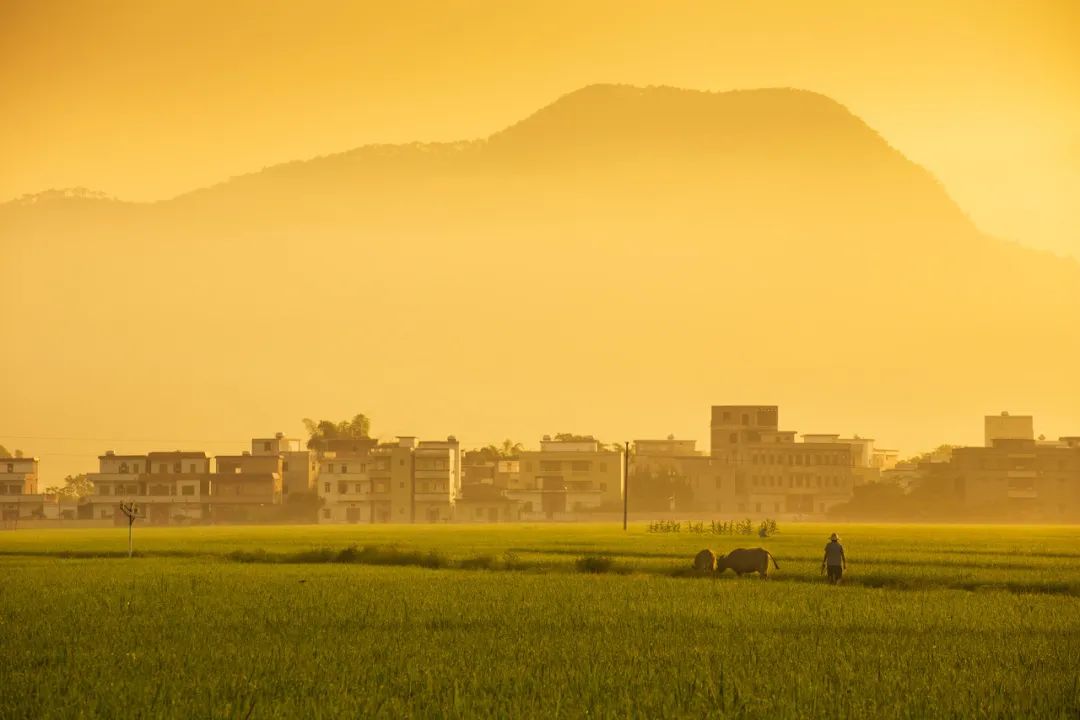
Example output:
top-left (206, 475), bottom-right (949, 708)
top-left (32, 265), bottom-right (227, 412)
top-left (2, 523), bottom-right (1079, 718)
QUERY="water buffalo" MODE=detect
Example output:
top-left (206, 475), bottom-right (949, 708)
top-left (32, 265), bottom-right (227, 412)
top-left (693, 548), bottom-right (717, 573)
top-left (717, 547), bottom-right (779, 578)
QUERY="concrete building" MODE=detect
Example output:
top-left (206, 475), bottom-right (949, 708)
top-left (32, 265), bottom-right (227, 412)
top-left (710, 406), bottom-right (857, 516)
top-left (631, 438), bottom-right (725, 513)
top-left (84, 449), bottom-right (282, 524)
top-left (453, 483), bottom-right (520, 523)
top-left (318, 436), bottom-right (460, 524)
top-left (924, 422), bottom-right (1080, 521)
top-left (511, 437), bottom-right (623, 518)
top-left (211, 451), bottom-right (283, 522)
top-left (985, 412), bottom-right (1034, 448)
top-left (251, 432), bottom-right (318, 497)
top-left (84, 451), bottom-right (211, 524)
top-left (0, 456), bottom-right (47, 523)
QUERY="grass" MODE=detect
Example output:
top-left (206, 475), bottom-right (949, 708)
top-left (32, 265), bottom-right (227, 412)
top-left (1, 522), bottom-right (1079, 718)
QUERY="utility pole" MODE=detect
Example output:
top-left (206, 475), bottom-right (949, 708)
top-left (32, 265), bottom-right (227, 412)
top-left (623, 441), bottom-right (629, 531)
top-left (120, 501), bottom-right (140, 557)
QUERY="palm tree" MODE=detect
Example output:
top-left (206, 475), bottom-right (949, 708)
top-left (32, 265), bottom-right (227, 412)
top-left (499, 439), bottom-right (525, 457)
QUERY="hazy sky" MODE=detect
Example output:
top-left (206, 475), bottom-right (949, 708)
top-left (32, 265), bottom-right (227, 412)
top-left (2, 0), bottom-right (1078, 256)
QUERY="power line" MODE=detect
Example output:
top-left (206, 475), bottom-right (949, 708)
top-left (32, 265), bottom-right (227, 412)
top-left (0, 434), bottom-right (249, 445)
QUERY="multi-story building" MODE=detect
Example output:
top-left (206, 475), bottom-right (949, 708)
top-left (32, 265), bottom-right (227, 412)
top-left (85, 448), bottom-right (282, 524)
top-left (318, 436), bottom-right (460, 524)
top-left (511, 437), bottom-right (623, 518)
top-left (85, 451), bottom-right (212, 524)
top-left (454, 483), bottom-right (520, 523)
top-left (251, 432), bottom-right (318, 497)
top-left (211, 451), bottom-right (283, 522)
top-left (710, 406), bottom-right (858, 516)
top-left (631, 438), bottom-right (724, 512)
top-left (985, 412), bottom-right (1034, 448)
top-left (0, 456), bottom-right (46, 522)
top-left (921, 416), bottom-right (1080, 521)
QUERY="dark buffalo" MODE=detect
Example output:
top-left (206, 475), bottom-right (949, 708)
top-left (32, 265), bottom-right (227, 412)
top-left (717, 547), bottom-right (779, 578)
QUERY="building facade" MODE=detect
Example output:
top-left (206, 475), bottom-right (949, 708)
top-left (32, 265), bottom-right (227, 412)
top-left (318, 436), bottom-right (460, 524)
top-left (709, 406), bottom-right (858, 516)
top-left (0, 456), bottom-right (46, 522)
top-left (510, 437), bottom-right (623, 518)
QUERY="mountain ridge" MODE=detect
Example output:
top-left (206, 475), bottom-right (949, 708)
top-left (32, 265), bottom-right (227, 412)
top-left (2, 84), bottom-right (1077, 485)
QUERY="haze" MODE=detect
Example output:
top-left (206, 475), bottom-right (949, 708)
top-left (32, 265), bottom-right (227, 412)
top-left (2, 1), bottom-right (1079, 485)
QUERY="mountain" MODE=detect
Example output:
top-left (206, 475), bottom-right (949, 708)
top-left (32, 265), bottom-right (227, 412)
top-left (2, 84), bottom-right (1077, 480)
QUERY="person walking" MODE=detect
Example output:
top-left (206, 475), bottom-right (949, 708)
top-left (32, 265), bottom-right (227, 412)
top-left (822, 532), bottom-right (846, 584)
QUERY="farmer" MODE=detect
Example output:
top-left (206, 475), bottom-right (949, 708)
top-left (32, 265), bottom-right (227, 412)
top-left (822, 532), bottom-right (847, 584)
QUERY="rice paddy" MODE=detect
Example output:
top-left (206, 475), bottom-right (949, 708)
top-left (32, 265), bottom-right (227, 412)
top-left (1, 522), bottom-right (1078, 718)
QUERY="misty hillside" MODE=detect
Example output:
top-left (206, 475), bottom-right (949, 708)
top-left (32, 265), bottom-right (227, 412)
top-left (2, 84), bottom-right (1078, 460)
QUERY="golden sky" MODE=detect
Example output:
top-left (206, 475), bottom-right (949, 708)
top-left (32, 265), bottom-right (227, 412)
top-left (2, 0), bottom-right (1078, 255)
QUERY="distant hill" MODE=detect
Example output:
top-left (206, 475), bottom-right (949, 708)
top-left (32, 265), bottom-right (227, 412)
top-left (2, 84), bottom-right (1077, 472)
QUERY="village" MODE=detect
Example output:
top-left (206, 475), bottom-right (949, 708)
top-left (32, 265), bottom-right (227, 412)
top-left (3, 405), bottom-right (1079, 526)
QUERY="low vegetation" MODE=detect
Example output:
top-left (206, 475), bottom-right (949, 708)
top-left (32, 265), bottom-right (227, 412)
top-left (1, 523), bottom-right (1078, 718)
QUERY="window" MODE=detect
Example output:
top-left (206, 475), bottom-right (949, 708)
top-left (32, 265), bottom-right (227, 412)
top-left (399, 482), bottom-right (405, 489)
top-left (741, 414), bottom-right (749, 425)
top-left (100, 485), bottom-right (111, 496)
top-left (599, 482), bottom-right (607, 491)
top-left (119, 462), bottom-right (129, 474)
top-left (341, 464), bottom-right (348, 474)
top-left (338, 482), bottom-right (347, 494)
top-left (327, 463), bottom-right (334, 474)
top-left (399, 459), bottom-right (405, 466)
top-left (714, 477), bottom-right (722, 489)
top-left (283, 461), bottom-right (290, 471)
top-left (322, 509), bottom-right (331, 519)
top-left (159, 464), bottom-right (167, 473)
top-left (571, 461), bottom-right (590, 472)
top-left (264, 442), bottom-right (272, 451)
top-left (133, 464), bottom-right (140, 473)
top-left (540, 461), bottom-right (560, 472)
top-left (722, 411), bottom-right (731, 421)
top-left (173, 462), bottom-right (182, 473)
top-left (323, 482), bottom-right (330, 494)
top-left (5, 463), bottom-right (12, 473)
top-left (181, 486), bottom-right (195, 497)
top-left (189, 464), bottom-right (196, 473)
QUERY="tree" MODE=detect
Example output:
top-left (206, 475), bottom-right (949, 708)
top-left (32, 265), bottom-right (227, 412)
top-left (498, 439), bottom-right (524, 457)
top-left (902, 444), bottom-right (955, 466)
top-left (0, 445), bottom-right (21, 458)
top-left (553, 433), bottom-right (597, 443)
top-left (302, 414), bottom-right (372, 449)
top-left (44, 474), bottom-right (93, 499)
top-left (467, 440), bottom-right (525, 464)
